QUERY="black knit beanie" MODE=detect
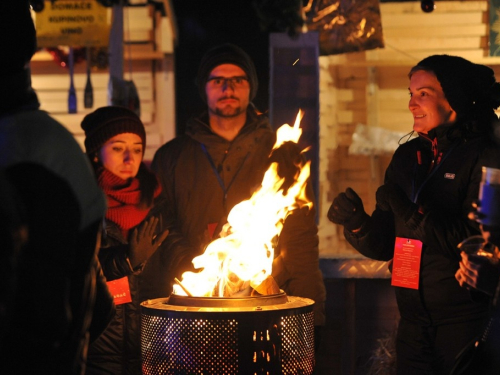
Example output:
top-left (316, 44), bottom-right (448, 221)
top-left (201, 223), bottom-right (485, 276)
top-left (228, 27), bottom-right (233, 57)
top-left (81, 106), bottom-right (146, 155)
top-left (412, 55), bottom-right (500, 121)
top-left (196, 43), bottom-right (258, 103)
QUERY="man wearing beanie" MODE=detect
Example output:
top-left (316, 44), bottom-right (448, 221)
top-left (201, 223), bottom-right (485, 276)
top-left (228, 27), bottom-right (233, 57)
top-left (145, 43), bottom-right (326, 346)
top-left (0, 1), bottom-right (114, 374)
top-left (328, 54), bottom-right (500, 374)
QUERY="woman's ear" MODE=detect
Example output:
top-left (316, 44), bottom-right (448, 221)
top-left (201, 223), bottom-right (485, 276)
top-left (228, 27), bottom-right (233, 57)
top-left (93, 154), bottom-right (99, 163)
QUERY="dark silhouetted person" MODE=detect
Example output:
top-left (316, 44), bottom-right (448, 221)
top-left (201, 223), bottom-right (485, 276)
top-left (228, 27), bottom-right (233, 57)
top-left (0, 2), bottom-right (115, 374)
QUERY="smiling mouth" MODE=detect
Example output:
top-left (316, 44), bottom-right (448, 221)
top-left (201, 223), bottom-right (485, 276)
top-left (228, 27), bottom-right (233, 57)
top-left (414, 114), bottom-right (425, 119)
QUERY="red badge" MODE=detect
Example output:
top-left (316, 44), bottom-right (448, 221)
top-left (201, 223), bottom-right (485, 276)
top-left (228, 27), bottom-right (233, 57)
top-left (106, 276), bottom-right (132, 305)
top-left (391, 237), bottom-right (423, 290)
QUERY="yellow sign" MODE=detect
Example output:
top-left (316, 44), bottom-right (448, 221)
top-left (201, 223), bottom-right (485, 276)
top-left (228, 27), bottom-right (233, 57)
top-left (35, 0), bottom-right (110, 47)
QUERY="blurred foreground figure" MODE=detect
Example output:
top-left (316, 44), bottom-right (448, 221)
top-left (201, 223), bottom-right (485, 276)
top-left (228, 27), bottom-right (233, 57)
top-left (0, 2), bottom-right (114, 374)
top-left (328, 55), bottom-right (500, 374)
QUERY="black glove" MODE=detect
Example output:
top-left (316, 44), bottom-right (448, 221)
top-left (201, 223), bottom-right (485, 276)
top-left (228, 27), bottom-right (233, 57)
top-left (376, 182), bottom-right (417, 222)
top-left (268, 141), bottom-right (302, 194)
top-left (129, 217), bottom-right (169, 268)
top-left (327, 187), bottom-right (369, 231)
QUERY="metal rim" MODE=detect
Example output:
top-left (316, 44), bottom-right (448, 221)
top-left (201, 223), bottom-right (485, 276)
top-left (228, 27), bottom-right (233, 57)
top-left (167, 291), bottom-right (289, 308)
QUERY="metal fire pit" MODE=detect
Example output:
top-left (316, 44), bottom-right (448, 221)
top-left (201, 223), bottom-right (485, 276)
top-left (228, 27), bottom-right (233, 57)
top-left (141, 291), bottom-right (315, 375)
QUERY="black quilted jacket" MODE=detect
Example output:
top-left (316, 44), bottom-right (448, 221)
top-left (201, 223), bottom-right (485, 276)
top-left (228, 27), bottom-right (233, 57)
top-left (345, 125), bottom-right (500, 325)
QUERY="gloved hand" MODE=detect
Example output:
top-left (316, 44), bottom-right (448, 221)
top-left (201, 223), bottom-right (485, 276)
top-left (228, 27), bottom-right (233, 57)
top-left (327, 187), bottom-right (369, 231)
top-left (269, 141), bottom-right (302, 194)
top-left (129, 217), bottom-right (169, 268)
top-left (456, 251), bottom-right (500, 296)
top-left (376, 182), bottom-right (417, 222)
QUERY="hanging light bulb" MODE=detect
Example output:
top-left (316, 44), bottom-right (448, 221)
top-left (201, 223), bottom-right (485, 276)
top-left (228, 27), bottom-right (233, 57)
top-left (421, 0), bottom-right (435, 13)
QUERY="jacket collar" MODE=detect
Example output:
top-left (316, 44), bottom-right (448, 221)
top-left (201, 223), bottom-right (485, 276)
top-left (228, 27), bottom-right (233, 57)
top-left (185, 107), bottom-right (272, 145)
top-left (418, 122), bottom-right (463, 152)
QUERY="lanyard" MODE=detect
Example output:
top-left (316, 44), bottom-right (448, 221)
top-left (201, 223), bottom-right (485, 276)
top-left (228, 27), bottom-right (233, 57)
top-left (200, 143), bottom-right (250, 208)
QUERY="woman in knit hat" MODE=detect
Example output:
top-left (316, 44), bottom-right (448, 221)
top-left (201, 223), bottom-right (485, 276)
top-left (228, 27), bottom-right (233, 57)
top-left (328, 55), bottom-right (500, 374)
top-left (81, 105), bottom-right (169, 375)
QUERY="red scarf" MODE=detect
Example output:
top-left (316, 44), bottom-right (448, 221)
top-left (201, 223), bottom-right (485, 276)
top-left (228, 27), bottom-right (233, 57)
top-left (97, 168), bottom-right (160, 232)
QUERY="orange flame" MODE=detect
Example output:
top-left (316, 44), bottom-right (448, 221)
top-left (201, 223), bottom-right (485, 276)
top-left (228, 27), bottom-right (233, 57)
top-left (173, 110), bottom-right (311, 297)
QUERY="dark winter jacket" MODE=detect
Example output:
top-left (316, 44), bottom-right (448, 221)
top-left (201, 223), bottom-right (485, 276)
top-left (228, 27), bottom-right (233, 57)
top-left (345, 125), bottom-right (500, 325)
top-left (149, 108), bottom-right (326, 325)
top-left (85, 219), bottom-right (143, 375)
top-left (0, 109), bottom-right (115, 375)
top-left (87, 194), bottom-right (191, 375)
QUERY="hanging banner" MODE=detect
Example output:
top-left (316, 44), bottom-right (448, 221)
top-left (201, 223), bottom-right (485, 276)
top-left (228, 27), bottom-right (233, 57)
top-left (304, 0), bottom-right (385, 56)
top-left (35, 0), bottom-right (110, 47)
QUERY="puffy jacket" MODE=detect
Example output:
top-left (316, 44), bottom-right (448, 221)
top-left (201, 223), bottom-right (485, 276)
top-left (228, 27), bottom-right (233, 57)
top-left (0, 109), bottom-right (114, 375)
top-left (345, 125), bottom-right (500, 325)
top-left (150, 108), bottom-right (326, 325)
top-left (87, 196), bottom-right (191, 375)
top-left (85, 219), bottom-right (143, 375)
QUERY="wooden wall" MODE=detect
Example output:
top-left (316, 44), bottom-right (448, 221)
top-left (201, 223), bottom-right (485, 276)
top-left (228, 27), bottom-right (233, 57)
top-left (30, 5), bottom-right (176, 161)
top-left (317, 0), bottom-right (500, 260)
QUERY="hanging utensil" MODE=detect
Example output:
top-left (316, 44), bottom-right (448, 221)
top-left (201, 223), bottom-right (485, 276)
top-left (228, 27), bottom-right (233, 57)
top-left (84, 47), bottom-right (94, 109)
top-left (107, 3), bottom-right (140, 116)
top-left (68, 46), bottom-right (77, 113)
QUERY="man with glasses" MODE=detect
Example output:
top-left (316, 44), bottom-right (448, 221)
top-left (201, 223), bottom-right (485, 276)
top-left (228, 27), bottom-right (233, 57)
top-left (142, 43), bottom-right (326, 344)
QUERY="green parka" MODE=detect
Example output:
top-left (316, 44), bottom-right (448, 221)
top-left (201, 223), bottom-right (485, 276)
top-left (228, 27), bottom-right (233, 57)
top-left (146, 108), bottom-right (326, 325)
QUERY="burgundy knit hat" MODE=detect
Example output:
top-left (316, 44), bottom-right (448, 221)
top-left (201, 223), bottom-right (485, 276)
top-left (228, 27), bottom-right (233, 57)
top-left (81, 106), bottom-right (146, 155)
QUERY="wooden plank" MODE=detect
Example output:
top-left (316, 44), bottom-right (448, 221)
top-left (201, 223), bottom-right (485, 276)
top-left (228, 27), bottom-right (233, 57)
top-left (379, 89), bottom-right (409, 101)
top-left (337, 89), bottom-right (354, 101)
top-left (377, 67), bottom-right (410, 88)
top-left (383, 24), bottom-right (487, 38)
top-left (379, 99), bottom-right (409, 111)
top-left (365, 49), bottom-right (486, 63)
top-left (36, 86), bottom-right (153, 106)
top-left (38, 92), bottom-right (154, 114)
top-left (32, 44), bottom-right (163, 62)
top-left (385, 37), bottom-right (483, 50)
top-left (125, 6), bottom-right (152, 30)
top-left (337, 66), bottom-right (368, 79)
top-left (124, 30), bottom-right (153, 42)
top-left (33, 72), bottom-right (108, 89)
top-left (381, 12), bottom-right (484, 28)
top-left (343, 102), bottom-right (366, 111)
top-left (338, 110), bottom-right (353, 123)
top-left (381, 0), bottom-right (487, 14)
top-left (378, 111), bottom-right (415, 133)
top-left (32, 71), bottom-right (153, 90)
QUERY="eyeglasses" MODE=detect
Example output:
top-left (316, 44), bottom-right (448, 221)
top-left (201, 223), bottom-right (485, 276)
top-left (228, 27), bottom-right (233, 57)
top-left (207, 76), bottom-right (249, 88)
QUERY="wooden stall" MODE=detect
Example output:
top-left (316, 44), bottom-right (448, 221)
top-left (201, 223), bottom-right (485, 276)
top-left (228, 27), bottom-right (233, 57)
top-left (315, 1), bottom-right (500, 373)
top-left (30, 1), bottom-right (176, 161)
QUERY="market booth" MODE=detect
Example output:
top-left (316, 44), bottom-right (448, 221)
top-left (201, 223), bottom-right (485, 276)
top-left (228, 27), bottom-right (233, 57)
top-left (28, 0), bottom-right (500, 373)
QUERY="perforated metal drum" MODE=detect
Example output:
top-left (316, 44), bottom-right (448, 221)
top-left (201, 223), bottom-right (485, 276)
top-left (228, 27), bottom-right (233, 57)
top-left (140, 292), bottom-right (315, 375)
